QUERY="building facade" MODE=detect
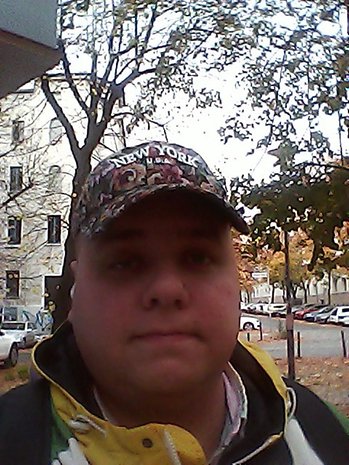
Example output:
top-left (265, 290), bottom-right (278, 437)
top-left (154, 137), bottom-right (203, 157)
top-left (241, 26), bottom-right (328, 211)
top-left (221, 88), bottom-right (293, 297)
top-left (0, 81), bottom-right (70, 314)
top-left (0, 77), bottom-right (123, 316)
top-left (246, 271), bottom-right (349, 306)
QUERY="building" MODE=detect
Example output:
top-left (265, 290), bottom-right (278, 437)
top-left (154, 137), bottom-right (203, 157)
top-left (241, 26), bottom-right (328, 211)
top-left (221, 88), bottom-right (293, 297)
top-left (0, 81), bottom-right (71, 314)
top-left (246, 270), bottom-right (349, 306)
top-left (0, 76), bottom-right (123, 317)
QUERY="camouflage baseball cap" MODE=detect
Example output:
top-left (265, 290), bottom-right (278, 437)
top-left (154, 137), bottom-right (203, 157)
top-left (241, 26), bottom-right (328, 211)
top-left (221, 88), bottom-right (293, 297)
top-left (72, 141), bottom-right (249, 237)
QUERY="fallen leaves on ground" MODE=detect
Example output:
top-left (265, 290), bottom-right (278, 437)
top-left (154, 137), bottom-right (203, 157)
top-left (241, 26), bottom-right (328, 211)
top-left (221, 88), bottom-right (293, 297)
top-left (275, 357), bottom-right (349, 417)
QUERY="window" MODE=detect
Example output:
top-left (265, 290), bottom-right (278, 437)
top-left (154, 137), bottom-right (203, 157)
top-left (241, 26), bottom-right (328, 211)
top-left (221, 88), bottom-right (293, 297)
top-left (12, 120), bottom-right (24, 143)
top-left (49, 118), bottom-right (63, 144)
top-left (1, 306), bottom-right (18, 321)
top-left (9, 166), bottom-right (23, 192)
top-left (47, 165), bottom-right (62, 191)
top-left (8, 216), bottom-right (22, 245)
top-left (47, 215), bottom-right (61, 244)
top-left (5, 271), bottom-right (20, 299)
top-left (2, 322), bottom-right (25, 331)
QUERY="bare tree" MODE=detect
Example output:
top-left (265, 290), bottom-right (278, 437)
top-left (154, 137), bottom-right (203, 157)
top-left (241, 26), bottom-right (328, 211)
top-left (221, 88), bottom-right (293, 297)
top-left (42, 0), bottom-right (253, 326)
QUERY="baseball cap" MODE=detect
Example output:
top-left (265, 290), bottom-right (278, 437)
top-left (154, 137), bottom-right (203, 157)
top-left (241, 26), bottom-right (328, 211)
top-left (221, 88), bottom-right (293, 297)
top-left (72, 141), bottom-right (249, 237)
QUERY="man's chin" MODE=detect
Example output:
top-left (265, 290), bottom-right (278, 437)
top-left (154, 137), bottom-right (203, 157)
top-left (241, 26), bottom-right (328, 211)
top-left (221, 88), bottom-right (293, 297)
top-left (132, 363), bottom-right (210, 395)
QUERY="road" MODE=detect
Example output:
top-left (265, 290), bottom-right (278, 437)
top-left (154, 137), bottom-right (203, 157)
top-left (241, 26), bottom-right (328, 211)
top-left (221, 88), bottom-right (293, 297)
top-left (245, 315), bottom-right (349, 358)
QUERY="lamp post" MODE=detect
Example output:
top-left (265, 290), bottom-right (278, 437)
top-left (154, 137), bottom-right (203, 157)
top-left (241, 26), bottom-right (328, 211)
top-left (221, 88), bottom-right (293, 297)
top-left (284, 229), bottom-right (295, 379)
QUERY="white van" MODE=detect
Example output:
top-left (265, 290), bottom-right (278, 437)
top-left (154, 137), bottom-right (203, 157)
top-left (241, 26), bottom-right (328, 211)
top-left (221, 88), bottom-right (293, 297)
top-left (327, 306), bottom-right (349, 325)
top-left (1, 321), bottom-right (37, 348)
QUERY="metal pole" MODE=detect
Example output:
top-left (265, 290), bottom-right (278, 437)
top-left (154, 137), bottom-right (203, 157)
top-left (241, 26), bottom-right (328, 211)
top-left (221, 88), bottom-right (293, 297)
top-left (341, 330), bottom-right (347, 358)
top-left (297, 331), bottom-right (301, 358)
top-left (284, 229), bottom-right (295, 379)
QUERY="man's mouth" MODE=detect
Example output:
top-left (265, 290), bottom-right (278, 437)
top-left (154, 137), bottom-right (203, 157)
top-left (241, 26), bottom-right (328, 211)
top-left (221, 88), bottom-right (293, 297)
top-left (132, 331), bottom-right (198, 344)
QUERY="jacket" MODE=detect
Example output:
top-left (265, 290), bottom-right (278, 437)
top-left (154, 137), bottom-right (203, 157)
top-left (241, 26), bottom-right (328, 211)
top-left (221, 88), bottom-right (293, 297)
top-left (0, 321), bottom-right (347, 465)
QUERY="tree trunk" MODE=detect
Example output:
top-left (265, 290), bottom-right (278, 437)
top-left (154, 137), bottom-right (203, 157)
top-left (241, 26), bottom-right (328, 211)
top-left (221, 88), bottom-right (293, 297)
top-left (51, 154), bottom-right (91, 330)
top-left (327, 269), bottom-right (332, 305)
top-left (271, 283), bottom-right (275, 303)
top-left (282, 284), bottom-right (287, 302)
top-left (301, 281), bottom-right (308, 303)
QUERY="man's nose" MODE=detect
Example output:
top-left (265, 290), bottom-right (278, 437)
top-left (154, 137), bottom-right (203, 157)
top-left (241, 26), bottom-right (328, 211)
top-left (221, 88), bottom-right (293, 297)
top-left (142, 266), bottom-right (189, 310)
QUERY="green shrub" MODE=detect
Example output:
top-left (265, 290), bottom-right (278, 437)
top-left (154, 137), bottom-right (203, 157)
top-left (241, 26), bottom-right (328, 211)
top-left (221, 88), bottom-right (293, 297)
top-left (16, 364), bottom-right (29, 381)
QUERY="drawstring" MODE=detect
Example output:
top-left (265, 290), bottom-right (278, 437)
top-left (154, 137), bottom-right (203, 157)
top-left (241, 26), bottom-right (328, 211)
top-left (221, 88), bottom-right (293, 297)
top-left (162, 429), bottom-right (183, 465)
top-left (67, 414), bottom-right (106, 436)
top-left (286, 387), bottom-right (297, 419)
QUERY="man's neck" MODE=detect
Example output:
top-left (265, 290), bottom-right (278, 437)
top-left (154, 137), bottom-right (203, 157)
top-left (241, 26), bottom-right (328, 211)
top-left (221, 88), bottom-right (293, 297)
top-left (94, 376), bottom-right (226, 459)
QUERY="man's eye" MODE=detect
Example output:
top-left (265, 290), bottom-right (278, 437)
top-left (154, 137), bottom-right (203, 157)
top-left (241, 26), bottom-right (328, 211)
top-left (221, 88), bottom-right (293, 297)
top-left (109, 258), bottom-right (140, 271)
top-left (186, 252), bottom-right (212, 266)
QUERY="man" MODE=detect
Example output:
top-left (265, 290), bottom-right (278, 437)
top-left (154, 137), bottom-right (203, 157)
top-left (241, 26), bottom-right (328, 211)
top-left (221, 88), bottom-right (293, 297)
top-left (0, 141), bottom-right (347, 464)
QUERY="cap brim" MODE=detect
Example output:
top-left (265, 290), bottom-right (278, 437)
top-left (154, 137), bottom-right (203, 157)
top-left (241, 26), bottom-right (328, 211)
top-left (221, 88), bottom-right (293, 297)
top-left (85, 184), bottom-right (249, 237)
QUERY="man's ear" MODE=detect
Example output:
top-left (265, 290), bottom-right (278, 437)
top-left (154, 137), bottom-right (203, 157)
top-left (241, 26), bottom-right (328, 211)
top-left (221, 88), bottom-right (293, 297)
top-left (70, 260), bottom-right (77, 277)
top-left (70, 284), bottom-right (76, 300)
top-left (68, 261), bottom-right (77, 322)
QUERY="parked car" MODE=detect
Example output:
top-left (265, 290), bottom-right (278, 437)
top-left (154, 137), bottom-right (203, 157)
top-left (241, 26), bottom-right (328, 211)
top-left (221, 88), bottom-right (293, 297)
top-left (240, 302), bottom-right (248, 311)
top-left (327, 306), bottom-right (349, 325)
top-left (294, 304), bottom-right (327, 320)
top-left (341, 316), bottom-right (349, 326)
top-left (34, 330), bottom-right (51, 342)
top-left (0, 330), bottom-right (18, 367)
top-left (268, 303), bottom-right (287, 317)
top-left (244, 303), bottom-right (260, 314)
top-left (259, 304), bottom-right (272, 316)
top-left (1, 321), bottom-right (38, 348)
top-left (291, 303), bottom-right (314, 314)
top-left (304, 306), bottom-right (333, 322)
top-left (240, 315), bottom-right (261, 331)
top-left (315, 307), bottom-right (338, 324)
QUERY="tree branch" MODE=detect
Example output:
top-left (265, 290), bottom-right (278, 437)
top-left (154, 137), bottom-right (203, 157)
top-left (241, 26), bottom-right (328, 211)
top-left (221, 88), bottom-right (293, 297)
top-left (138, 3), bottom-right (159, 67)
top-left (83, 65), bottom-right (154, 155)
top-left (0, 148), bottom-right (15, 159)
top-left (59, 40), bottom-right (89, 115)
top-left (41, 76), bottom-right (81, 159)
top-left (0, 181), bottom-right (34, 210)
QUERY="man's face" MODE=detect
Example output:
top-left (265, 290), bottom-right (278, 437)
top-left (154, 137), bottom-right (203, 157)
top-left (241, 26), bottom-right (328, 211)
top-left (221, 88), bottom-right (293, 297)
top-left (70, 191), bottom-right (240, 397)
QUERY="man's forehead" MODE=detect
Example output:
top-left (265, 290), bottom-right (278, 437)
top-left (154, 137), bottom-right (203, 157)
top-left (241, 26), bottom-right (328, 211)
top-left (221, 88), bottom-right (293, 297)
top-left (94, 218), bottom-right (228, 244)
top-left (119, 190), bottom-right (232, 220)
top-left (76, 190), bottom-right (233, 249)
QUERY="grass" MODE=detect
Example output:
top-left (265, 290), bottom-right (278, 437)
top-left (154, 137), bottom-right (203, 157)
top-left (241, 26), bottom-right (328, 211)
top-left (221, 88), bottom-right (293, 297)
top-left (2, 364), bottom-right (29, 384)
top-left (17, 364), bottom-right (29, 381)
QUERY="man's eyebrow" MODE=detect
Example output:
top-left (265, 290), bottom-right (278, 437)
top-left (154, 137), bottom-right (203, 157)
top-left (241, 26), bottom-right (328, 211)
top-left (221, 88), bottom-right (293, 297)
top-left (186, 227), bottom-right (221, 240)
top-left (99, 229), bottom-right (145, 242)
top-left (97, 225), bottom-right (223, 243)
